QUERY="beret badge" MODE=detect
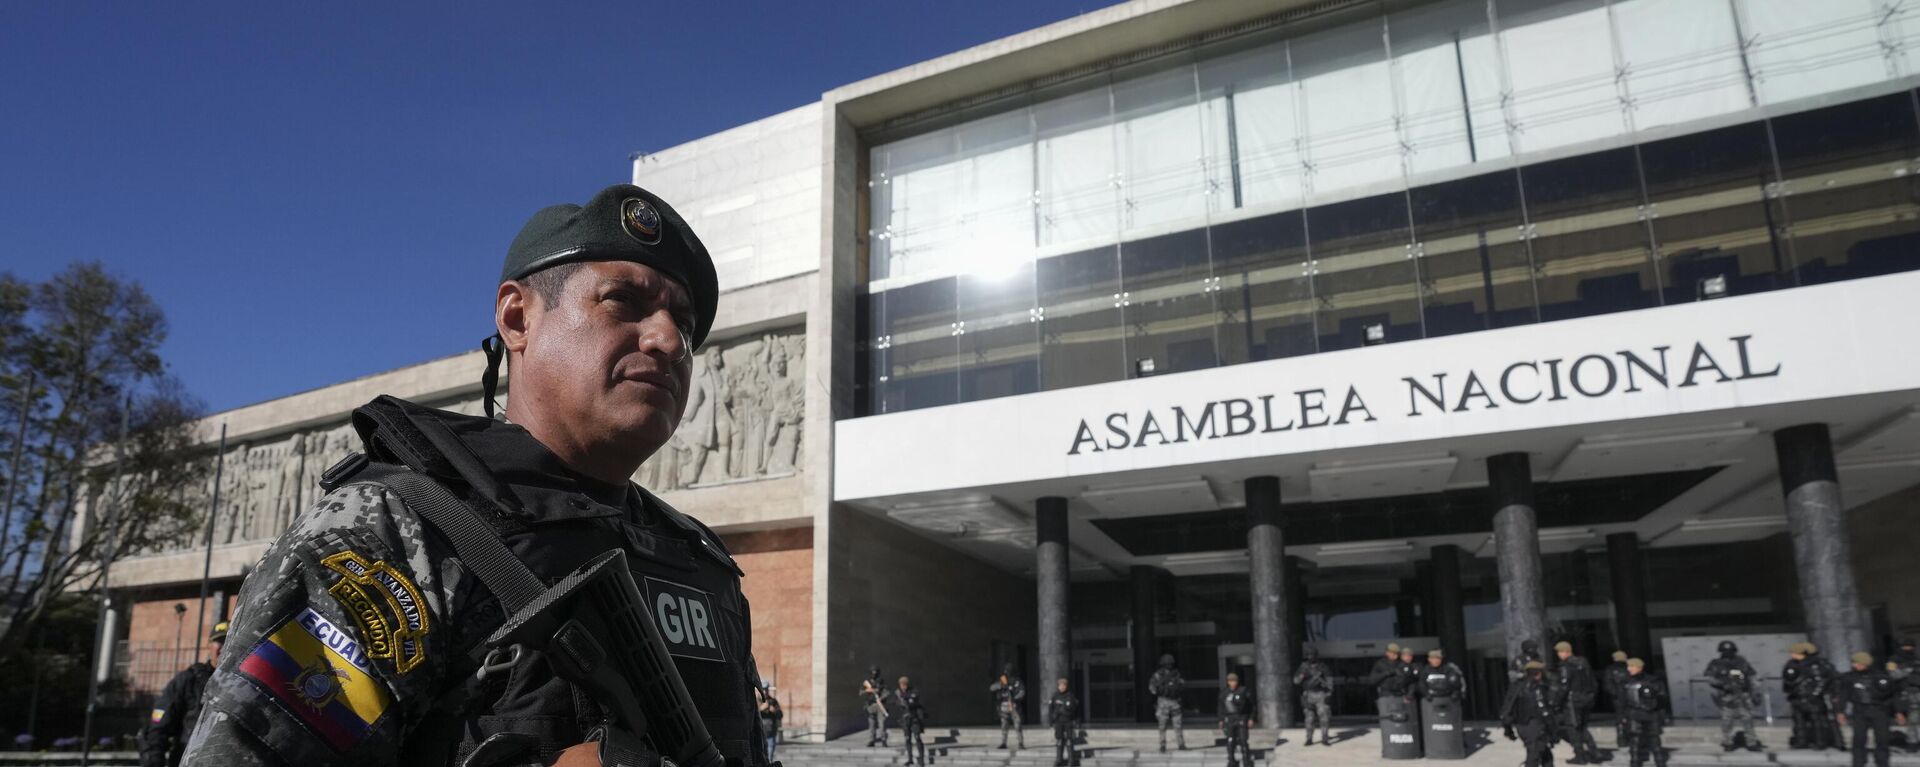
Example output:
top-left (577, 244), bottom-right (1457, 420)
top-left (621, 197), bottom-right (663, 245)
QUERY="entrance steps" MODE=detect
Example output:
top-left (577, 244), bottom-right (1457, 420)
top-left (771, 723), bottom-right (1920, 767)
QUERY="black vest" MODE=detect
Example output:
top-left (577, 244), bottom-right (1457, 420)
top-left (342, 396), bottom-right (764, 766)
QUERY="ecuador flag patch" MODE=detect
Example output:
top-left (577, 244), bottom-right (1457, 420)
top-left (237, 607), bottom-right (391, 752)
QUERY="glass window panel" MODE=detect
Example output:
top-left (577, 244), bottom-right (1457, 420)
top-left (1390, 0), bottom-right (1500, 175)
top-left (1121, 228), bottom-right (1219, 375)
top-left (959, 109), bottom-right (1038, 265)
top-left (1410, 171), bottom-right (1538, 336)
top-left (1210, 211), bottom-right (1316, 364)
top-left (1611, 0), bottom-right (1751, 130)
top-left (873, 129), bottom-right (965, 281)
top-left (1198, 86), bottom-right (1236, 216)
top-left (864, 289), bottom-right (892, 415)
top-left (1199, 43), bottom-right (1307, 210)
top-left (1496, 0), bottom-right (1629, 153)
top-left (1889, 1), bottom-right (1920, 79)
top-left (868, 150), bottom-right (899, 281)
top-left (1115, 64), bottom-right (1211, 233)
top-left (1771, 92), bottom-right (1920, 284)
top-left (1637, 121), bottom-right (1791, 303)
top-left (957, 259), bottom-right (1041, 403)
top-left (1735, 0), bottom-right (1888, 105)
top-left (1520, 147), bottom-right (1659, 320)
top-left (1037, 246), bottom-right (1128, 389)
top-left (1036, 85), bottom-right (1120, 248)
top-left (878, 277), bottom-right (960, 410)
top-left (1293, 21), bottom-right (1405, 198)
top-left (1306, 191), bottom-right (1423, 351)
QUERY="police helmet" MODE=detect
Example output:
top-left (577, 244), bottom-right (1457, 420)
top-left (1226, 672), bottom-right (1240, 682)
top-left (1717, 640), bottom-right (1737, 655)
top-left (1429, 649), bottom-right (1444, 660)
top-left (1387, 642), bottom-right (1401, 653)
top-left (1304, 646), bottom-right (1319, 660)
top-left (209, 621), bottom-right (229, 643)
top-left (1001, 663), bottom-right (1015, 677)
top-left (870, 666), bottom-right (881, 677)
top-left (1521, 639), bottom-right (1539, 653)
top-left (1851, 651), bottom-right (1874, 666)
top-left (1159, 654), bottom-right (1175, 668)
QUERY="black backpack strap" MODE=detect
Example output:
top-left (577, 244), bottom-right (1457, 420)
top-left (379, 471), bottom-right (547, 615)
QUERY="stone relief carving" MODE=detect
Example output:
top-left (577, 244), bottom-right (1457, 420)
top-left (635, 329), bottom-right (806, 491)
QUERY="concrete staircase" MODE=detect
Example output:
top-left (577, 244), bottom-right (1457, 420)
top-left (770, 722), bottom-right (1920, 767)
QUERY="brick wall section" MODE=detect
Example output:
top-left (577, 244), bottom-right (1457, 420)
top-left (724, 525), bottom-right (815, 732)
top-left (124, 583), bottom-right (241, 695)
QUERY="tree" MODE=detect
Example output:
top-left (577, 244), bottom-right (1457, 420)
top-left (0, 262), bottom-right (206, 662)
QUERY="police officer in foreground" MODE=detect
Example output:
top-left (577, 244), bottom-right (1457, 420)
top-left (992, 664), bottom-right (1026, 750)
top-left (1890, 637), bottom-right (1920, 750)
top-left (1835, 651), bottom-right (1903, 767)
top-left (1553, 641), bottom-right (1603, 764)
top-left (1604, 651), bottom-right (1631, 749)
top-left (1504, 660), bottom-right (1560, 767)
top-left (1293, 646), bottom-right (1334, 747)
top-left (1219, 672), bottom-right (1256, 767)
top-left (1370, 643), bottom-right (1405, 714)
top-left (1048, 678), bottom-right (1083, 767)
top-left (1147, 653), bottom-right (1186, 752)
top-left (892, 676), bottom-right (927, 767)
top-left (1512, 639), bottom-right (1548, 681)
top-left (1784, 642), bottom-right (1841, 750)
top-left (141, 622), bottom-right (228, 767)
top-left (1706, 640), bottom-right (1765, 751)
top-left (1618, 659), bottom-right (1669, 767)
top-left (1418, 649), bottom-right (1468, 759)
top-left (183, 184), bottom-right (771, 766)
top-left (860, 666), bottom-right (890, 747)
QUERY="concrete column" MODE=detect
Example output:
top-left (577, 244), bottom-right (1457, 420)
top-left (1246, 476), bottom-right (1292, 730)
top-left (1286, 556), bottom-right (1309, 658)
top-left (1037, 496), bottom-right (1071, 726)
top-left (1605, 533), bottom-right (1653, 659)
top-left (1431, 544), bottom-right (1468, 666)
top-left (1489, 452), bottom-right (1548, 663)
top-left (1774, 424), bottom-right (1870, 658)
top-left (1130, 565), bottom-right (1160, 723)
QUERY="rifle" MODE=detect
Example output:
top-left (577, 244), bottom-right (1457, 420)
top-left (862, 679), bottom-right (891, 719)
top-left (488, 549), bottom-right (725, 767)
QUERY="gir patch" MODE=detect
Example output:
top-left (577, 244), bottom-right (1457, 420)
top-left (643, 576), bottom-right (727, 663)
top-left (237, 607), bottom-right (391, 752)
top-left (322, 550), bottom-right (429, 673)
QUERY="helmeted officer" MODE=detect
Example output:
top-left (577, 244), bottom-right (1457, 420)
top-left (1147, 653), bottom-right (1186, 752)
top-left (1618, 658), bottom-right (1669, 767)
top-left (1293, 646), bottom-right (1335, 746)
top-left (1048, 678), bottom-right (1083, 767)
top-left (1418, 649), bottom-right (1467, 704)
top-left (1503, 660), bottom-right (1560, 767)
top-left (140, 621), bottom-right (228, 767)
top-left (1604, 650), bottom-right (1631, 749)
top-left (1835, 651), bottom-right (1903, 767)
top-left (1511, 639), bottom-right (1547, 681)
top-left (1785, 642), bottom-right (1841, 750)
top-left (1552, 641), bottom-right (1602, 764)
top-left (1890, 637), bottom-right (1919, 750)
top-left (1219, 672), bottom-right (1256, 767)
top-left (992, 664), bottom-right (1026, 750)
top-left (892, 676), bottom-right (927, 767)
top-left (1706, 640), bottom-right (1764, 751)
top-left (181, 184), bottom-right (772, 766)
top-left (860, 666), bottom-right (889, 747)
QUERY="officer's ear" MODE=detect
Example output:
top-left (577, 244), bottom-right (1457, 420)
top-left (497, 280), bottom-right (535, 354)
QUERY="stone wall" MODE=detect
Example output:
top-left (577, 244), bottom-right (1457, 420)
top-left (727, 526), bottom-right (816, 732)
top-left (825, 506), bottom-right (1035, 736)
top-left (1848, 482), bottom-right (1920, 639)
top-left (124, 587), bottom-right (239, 696)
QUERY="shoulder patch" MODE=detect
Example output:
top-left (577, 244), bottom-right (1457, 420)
top-left (236, 607), bottom-right (392, 752)
top-left (321, 550), bottom-right (430, 674)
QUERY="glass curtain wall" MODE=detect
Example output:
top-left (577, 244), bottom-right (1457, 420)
top-left (860, 0), bottom-right (1920, 415)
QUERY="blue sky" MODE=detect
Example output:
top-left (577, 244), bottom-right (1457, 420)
top-left (0, 1), bottom-right (1106, 413)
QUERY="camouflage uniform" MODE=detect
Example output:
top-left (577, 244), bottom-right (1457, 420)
top-left (181, 397), bottom-right (769, 767)
top-left (1148, 658), bottom-right (1186, 751)
top-left (1293, 652), bottom-right (1335, 745)
top-left (1890, 643), bottom-right (1920, 748)
top-left (1706, 642), bottom-right (1764, 751)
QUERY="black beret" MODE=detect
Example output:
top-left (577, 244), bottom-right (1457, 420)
top-left (503, 184), bottom-right (718, 349)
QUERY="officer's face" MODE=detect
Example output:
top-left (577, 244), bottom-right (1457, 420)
top-left (1057, 680), bottom-right (1068, 693)
top-left (1628, 666), bottom-right (1641, 676)
top-left (504, 261), bottom-right (694, 477)
top-left (1428, 656), bottom-right (1441, 667)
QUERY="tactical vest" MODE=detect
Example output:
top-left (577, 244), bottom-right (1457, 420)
top-left (1422, 668), bottom-right (1460, 699)
top-left (1221, 688), bottom-right (1253, 718)
top-left (333, 396), bottom-right (765, 767)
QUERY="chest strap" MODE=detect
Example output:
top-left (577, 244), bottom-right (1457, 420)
top-left (380, 470), bottom-right (547, 614)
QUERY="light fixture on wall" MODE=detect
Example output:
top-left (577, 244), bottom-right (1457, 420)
top-left (1134, 357), bottom-right (1157, 377)
top-left (1363, 323), bottom-right (1387, 346)
top-left (1697, 274), bottom-right (1728, 300)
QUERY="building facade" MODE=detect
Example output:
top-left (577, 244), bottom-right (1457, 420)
top-left (106, 0), bottom-right (1920, 739)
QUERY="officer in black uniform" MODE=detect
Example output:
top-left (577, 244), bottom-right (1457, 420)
top-left (1048, 678), bottom-right (1083, 767)
top-left (1504, 660), bottom-right (1560, 767)
top-left (1220, 672), bottom-right (1256, 767)
top-left (992, 664), bottom-right (1026, 750)
top-left (1706, 640), bottom-right (1764, 751)
top-left (1553, 641), bottom-right (1603, 764)
top-left (860, 666), bottom-right (890, 747)
top-left (1785, 642), bottom-right (1841, 750)
top-left (140, 621), bottom-right (228, 767)
top-left (1293, 646), bottom-right (1334, 746)
top-left (1511, 639), bottom-right (1547, 681)
top-left (756, 685), bottom-right (783, 763)
top-left (1604, 651), bottom-right (1631, 749)
top-left (1890, 638), bottom-right (1919, 750)
top-left (892, 676), bottom-right (928, 767)
top-left (1618, 658), bottom-right (1669, 767)
top-left (181, 184), bottom-right (772, 767)
top-left (1370, 643), bottom-right (1405, 716)
top-left (1835, 651), bottom-right (1903, 767)
top-left (1148, 654), bottom-right (1186, 752)
top-left (1418, 648), bottom-right (1468, 759)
